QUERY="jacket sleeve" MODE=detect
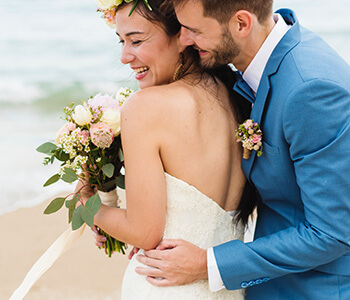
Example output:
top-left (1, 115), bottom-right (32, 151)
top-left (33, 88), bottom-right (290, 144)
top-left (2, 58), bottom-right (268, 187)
top-left (214, 79), bottom-right (350, 290)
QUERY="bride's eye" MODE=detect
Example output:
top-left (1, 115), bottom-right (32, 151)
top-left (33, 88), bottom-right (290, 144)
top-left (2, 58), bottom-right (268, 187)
top-left (119, 40), bottom-right (125, 45)
top-left (131, 40), bottom-right (142, 45)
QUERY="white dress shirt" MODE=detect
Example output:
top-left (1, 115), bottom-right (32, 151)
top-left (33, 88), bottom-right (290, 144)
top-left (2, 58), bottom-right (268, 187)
top-left (207, 14), bottom-right (291, 292)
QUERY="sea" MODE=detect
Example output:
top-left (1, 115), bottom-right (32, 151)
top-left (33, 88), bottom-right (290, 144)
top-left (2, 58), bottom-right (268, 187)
top-left (1, 0), bottom-right (350, 215)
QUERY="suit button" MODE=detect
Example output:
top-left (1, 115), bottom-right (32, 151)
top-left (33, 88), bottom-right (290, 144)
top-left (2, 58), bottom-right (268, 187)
top-left (262, 277), bottom-right (270, 282)
top-left (248, 280), bottom-right (256, 287)
top-left (255, 279), bottom-right (263, 284)
top-left (240, 282), bottom-right (248, 288)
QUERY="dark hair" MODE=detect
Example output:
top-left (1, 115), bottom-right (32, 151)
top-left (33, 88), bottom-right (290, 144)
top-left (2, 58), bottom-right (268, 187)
top-left (119, 0), bottom-right (181, 37)
top-left (172, 0), bottom-right (273, 24)
top-left (120, 0), bottom-right (258, 226)
top-left (208, 66), bottom-right (258, 226)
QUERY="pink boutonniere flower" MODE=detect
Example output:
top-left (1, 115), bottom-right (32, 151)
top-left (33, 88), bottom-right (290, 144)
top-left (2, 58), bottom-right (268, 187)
top-left (235, 119), bottom-right (263, 159)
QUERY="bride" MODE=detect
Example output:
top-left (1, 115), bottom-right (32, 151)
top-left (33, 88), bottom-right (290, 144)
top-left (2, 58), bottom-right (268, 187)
top-left (80, 0), bottom-right (256, 298)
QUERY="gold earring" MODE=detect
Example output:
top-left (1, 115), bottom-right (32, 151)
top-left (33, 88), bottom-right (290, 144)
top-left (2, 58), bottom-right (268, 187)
top-left (173, 52), bottom-right (185, 81)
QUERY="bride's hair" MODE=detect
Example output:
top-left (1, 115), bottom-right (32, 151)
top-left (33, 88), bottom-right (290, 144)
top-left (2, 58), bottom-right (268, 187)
top-left (121, 0), bottom-right (257, 226)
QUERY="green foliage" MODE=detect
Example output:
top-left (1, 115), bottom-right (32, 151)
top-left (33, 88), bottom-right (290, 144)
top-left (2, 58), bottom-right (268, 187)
top-left (54, 149), bottom-right (69, 162)
top-left (81, 194), bottom-right (101, 227)
top-left (65, 196), bottom-right (78, 223)
top-left (43, 197), bottom-right (65, 214)
top-left (102, 163), bottom-right (115, 178)
top-left (116, 175), bottom-right (125, 189)
top-left (61, 168), bottom-right (78, 183)
top-left (36, 142), bottom-right (57, 155)
top-left (43, 174), bottom-right (60, 187)
top-left (72, 205), bottom-right (84, 230)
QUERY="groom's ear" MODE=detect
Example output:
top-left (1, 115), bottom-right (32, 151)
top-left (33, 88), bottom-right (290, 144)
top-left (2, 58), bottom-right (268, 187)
top-left (229, 10), bottom-right (253, 38)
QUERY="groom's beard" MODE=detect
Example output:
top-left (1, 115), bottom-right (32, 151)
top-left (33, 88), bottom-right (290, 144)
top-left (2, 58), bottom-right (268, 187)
top-left (200, 27), bottom-right (240, 70)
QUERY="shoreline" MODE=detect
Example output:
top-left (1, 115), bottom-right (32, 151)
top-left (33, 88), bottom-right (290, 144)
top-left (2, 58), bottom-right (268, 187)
top-left (0, 196), bottom-right (129, 300)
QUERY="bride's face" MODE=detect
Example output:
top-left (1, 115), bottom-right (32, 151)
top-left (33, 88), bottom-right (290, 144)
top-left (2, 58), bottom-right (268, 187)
top-left (116, 6), bottom-right (182, 89)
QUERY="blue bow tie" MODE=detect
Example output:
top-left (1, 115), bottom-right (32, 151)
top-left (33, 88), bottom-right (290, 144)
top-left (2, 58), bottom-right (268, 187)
top-left (233, 78), bottom-right (256, 104)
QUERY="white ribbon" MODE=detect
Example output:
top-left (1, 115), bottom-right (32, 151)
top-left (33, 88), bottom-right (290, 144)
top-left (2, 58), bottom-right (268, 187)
top-left (10, 189), bottom-right (120, 299)
top-left (9, 224), bottom-right (86, 300)
top-left (97, 189), bottom-right (119, 207)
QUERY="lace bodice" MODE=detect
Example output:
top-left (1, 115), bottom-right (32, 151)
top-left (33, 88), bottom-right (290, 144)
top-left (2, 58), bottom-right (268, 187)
top-left (121, 173), bottom-right (245, 299)
top-left (163, 173), bottom-right (244, 247)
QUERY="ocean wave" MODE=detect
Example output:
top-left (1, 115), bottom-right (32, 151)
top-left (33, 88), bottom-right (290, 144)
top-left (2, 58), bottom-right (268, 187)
top-left (0, 80), bottom-right (138, 106)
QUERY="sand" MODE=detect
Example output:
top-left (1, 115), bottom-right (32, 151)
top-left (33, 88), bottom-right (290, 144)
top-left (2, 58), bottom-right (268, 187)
top-left (0, 189), bottom-right (256, 300)
top-left (0, 195), bottom-right (130, 300)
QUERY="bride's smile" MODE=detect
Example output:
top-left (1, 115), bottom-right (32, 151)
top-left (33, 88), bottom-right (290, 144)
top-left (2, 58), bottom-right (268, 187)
top-left (116, 5), bottom-right (183, 89)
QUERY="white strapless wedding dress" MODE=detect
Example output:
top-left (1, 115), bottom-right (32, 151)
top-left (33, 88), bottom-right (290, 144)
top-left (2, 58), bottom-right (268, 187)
top-left (121, 173), bottom-right (245, 299)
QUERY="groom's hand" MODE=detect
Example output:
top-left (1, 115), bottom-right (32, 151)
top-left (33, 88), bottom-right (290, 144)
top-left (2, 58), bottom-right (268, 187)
top-left (135, 239), bottom-right (208, 286)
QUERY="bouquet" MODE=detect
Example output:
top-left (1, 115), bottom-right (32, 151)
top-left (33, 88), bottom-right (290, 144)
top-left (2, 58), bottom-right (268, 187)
top-left (37, 87), bottom-right (133, 257)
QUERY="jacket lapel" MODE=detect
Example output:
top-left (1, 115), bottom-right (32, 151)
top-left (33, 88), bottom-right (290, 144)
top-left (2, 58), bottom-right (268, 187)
top-left (241, 9), bottom-right (301, 180)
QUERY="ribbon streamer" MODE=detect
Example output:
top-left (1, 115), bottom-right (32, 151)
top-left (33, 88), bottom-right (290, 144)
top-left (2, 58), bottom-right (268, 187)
top-left (9, 224), bottom-right (86, 300)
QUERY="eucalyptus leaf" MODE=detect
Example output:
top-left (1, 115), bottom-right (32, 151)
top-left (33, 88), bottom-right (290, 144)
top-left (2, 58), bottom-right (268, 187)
top-left (72, 205), bottom-right (84, 230)
top-left (43, 174), bottom-right (60, 187)
top-left (81, 205), bottom-right (94, 227)
top-left (36, 142), bottom-right (57, 155)
top-left (85, 194), bottom-right (101, 215)
top-left (43, 197), bottom-right (65, 214)
top-left (116, 175), bottom-right (125, 189)
top-left (118, 148), bottom-right (124, 162)
top-left (62, 168), bottom-right (78, 183)
top-left (102, 163), bottom-right (114, 178)
top-left (55, 149), bottom-right (70, 162)
top-left (65, 196), bottom-right (78, 223)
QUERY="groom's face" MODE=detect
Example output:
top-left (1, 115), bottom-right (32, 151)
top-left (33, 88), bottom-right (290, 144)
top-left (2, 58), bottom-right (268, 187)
top-left (175, 0), bottom-right (240, 69)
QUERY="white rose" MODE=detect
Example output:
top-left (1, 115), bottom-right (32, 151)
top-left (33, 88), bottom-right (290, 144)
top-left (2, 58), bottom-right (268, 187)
top-left (95, 0), bottom-right (122, 10)
top-left (101, 109), bottom-right (121, 136)
top-left (72, 105), bottom-right (92, 126)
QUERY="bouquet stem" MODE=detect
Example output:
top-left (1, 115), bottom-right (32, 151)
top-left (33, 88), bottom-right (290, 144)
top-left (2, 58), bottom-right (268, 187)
top-left (97, 189), bottom-right (127, 257)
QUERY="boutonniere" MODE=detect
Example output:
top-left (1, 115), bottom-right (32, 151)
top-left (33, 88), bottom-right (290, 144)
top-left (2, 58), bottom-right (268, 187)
top-left (235, 119), bottom-right (263, 159)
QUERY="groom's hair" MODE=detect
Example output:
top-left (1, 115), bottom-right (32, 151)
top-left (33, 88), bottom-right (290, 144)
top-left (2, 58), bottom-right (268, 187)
top-left (172, 0), bottom-right (274, 24)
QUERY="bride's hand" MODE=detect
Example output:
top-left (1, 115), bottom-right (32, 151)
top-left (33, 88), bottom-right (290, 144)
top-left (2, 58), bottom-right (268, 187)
top-left (74, 179), bottom-right (96, 205)
top-left (128, 247), bottom-right (140, 260)
top-left (91, 225), bottom-right (107, 247)
top-left (134, 239), bottom-right (208, 286)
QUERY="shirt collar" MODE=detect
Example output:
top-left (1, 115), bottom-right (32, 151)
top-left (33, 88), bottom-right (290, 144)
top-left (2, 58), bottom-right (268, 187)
top-left (243, 14), bottom-right (290, 94)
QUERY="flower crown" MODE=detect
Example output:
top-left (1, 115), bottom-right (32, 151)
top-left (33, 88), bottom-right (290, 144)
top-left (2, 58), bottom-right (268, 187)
top-left (95, 0), bottom-right (152, 28)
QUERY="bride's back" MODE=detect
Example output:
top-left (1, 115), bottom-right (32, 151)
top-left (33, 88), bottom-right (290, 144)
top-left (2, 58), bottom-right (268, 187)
top-left (128, 75), bottom-right (245, 211)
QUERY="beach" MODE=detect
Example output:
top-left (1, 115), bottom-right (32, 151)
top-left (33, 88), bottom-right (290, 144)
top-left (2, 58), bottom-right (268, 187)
top-left (1, 0), bottom-right (350, 298)
top-left (0, 195), bottom-right (130, 300)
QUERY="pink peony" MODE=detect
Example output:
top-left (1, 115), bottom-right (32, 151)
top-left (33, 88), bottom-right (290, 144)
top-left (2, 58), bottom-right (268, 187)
top-left (55, 122), bottom-right (76, 144)
top-left (252, 134), bottom-right (262, 144)
top-left (88, 94), bottom-right (119, 111)
top-left (90, 122), bottom-right (114, 149)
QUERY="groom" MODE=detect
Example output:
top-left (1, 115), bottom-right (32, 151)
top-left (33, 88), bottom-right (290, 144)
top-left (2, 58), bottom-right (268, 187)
top-left (135, 0), bottom-right (350, 298)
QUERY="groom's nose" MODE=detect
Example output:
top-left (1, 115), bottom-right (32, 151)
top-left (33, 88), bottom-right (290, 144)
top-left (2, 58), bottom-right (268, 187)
top-left (179, 27), bottom-right (195, 47)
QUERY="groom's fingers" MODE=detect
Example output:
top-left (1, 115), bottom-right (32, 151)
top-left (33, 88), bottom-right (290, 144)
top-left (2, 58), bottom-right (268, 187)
top-left (135, 266), bottom-right (163, 278)
top-left (136, 254), bottom-right (163, 269)
top-left (146, 276), bottom-right (172, 287)
top-left (155, 239), bottom-right (182, 250)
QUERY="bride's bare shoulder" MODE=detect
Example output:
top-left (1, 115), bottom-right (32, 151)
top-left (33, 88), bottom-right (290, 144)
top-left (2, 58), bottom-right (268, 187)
top-left (121, 82), bottom-right (198, 121)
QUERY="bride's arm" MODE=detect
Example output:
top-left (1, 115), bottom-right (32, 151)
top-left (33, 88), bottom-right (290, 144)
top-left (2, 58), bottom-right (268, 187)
top-left (92, 92), bottom-right (167, 250)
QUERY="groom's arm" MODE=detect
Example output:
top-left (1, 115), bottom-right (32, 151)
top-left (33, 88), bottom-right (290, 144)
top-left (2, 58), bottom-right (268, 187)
top-left (214, 79), bottom-right (350, 289)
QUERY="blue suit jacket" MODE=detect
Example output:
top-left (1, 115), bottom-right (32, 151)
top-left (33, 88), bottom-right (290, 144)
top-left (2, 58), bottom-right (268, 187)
top-left (214, 9), bottom-right (350, 299)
